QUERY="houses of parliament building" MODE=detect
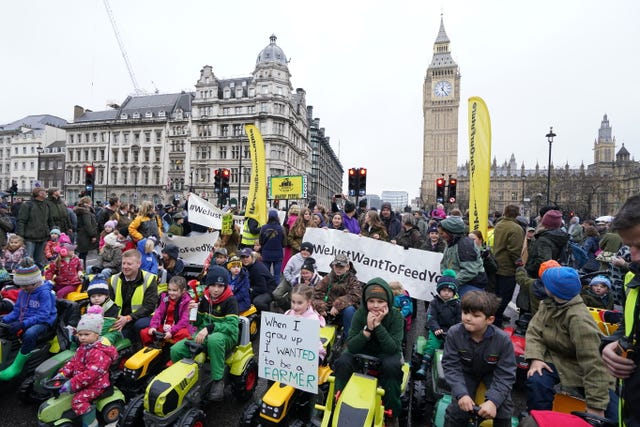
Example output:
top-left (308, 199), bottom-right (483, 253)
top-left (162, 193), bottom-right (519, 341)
top-left (421, 18), bottom-right (639, 220)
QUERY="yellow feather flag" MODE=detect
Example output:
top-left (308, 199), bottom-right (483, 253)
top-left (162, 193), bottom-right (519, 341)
top-left (468, 97), bottom-right (492, 239)
top-left (244, 124), bottom-right (267, 225)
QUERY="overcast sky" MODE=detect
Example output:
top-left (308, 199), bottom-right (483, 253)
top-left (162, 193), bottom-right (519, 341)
top-left (2, 0), bottom-right (639, 200)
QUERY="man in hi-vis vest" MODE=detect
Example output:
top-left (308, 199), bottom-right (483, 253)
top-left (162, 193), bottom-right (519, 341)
top-left (602, 194), bottom-right (640, 427)
top-left (110, 249), bottom-right (158, 346)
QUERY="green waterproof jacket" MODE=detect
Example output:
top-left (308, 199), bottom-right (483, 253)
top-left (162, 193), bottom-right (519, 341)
top-left (345, 278), bottom-right (405, 357)
top-left (17, 198), bottom-right (53, 242)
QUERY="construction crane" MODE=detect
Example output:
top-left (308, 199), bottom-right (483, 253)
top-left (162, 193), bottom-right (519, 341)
top-left (103, 0), bottom-right (145, 95)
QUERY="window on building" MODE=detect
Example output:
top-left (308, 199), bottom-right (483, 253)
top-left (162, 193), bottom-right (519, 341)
top-left (134, 133), bottom-right (140, 143)
top-left (155, 149), bottom-right (161, 162)
top-left (123, 151), bottom-right (129, 162)
top-left (231, 145), bottom-right (240, 160)
top-left (69, 134), bottom-right (74, 143)
top-left (100, 149), bottom-right (105, 161)
top-left (22, 147), bottom-right (26, 154)
top-left (133, 150), bottom-right (139, 162)
top-left (112, 149), bottom-right (118, 163)
top-left (101, 132), bottom-right (106, 142)
top-left (144, 149), bottom-right (150, 162)
top-left (223, 107), bottom-right (230, 116)
top-left (235, 106), bottom-right (243, 115)
top-left (248, 106), bottom-right (255, 114)
top-left (113, 133), bottom-right (119, 144)
top-left (30, 161), bottom-right (34, 170)
top-left (91, 149), bottom-right (97, 161)
top-left (92, 133), bottom-right (98, 142)
top-left (156, 130), bottom-right (162, 141)
top-left (123, 133), bottom-right (129, 143)
top-left (145, 132), bottom-right (151, 143)
top-left (262, 85), bottom-right (268, 94)
top-left (219, 146), bottom-right (227, 159)
top-left (154, 170), bottom-right (160, 185)
top-left (143, 171), bottom-right (149, 185)
top-left (274, 122), bottom-right (285, 135)
top-left (111, 171), bottom-right (117, 184)
top-left (221, 125), bottom-right (229, 136)
top-left (233, 124), bottom-right (243, 136)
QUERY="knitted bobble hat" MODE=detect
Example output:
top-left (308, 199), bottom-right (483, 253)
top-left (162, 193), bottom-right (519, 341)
top-left (76, 305), bottom-right (104, 334)
top-left (13, 258), bottom-right (43, 287)
top-left (541, 266), bottom-right (581, 301)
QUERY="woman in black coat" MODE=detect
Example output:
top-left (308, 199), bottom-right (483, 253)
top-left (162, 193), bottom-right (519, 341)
top-left (74, 196), bottom-right (98, 266)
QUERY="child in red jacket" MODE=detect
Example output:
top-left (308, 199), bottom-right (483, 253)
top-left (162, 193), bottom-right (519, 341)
top-left (44, 243), bottom-right (83, 298)
top-left (54, 305), bottom-right (118, 427)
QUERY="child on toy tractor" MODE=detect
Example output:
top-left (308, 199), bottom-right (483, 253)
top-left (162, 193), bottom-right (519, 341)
top-left (333, 277), bottom-right (405, 427)
top-left (169, 265), bottom-right (238, 401)
top-left (0, 257), bottom-right (57, 381)
top-left (52, 305), bottom-right (118, 427)
top-left (442, 291), bottom-right (516, 427)
top-left (416, 270), bottom-right (461, 378)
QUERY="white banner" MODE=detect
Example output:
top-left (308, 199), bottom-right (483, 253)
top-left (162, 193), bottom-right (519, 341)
top-left (186, 193), bottom-right (244, 230)
top-left (303, 228), bottom-right (443, 301)
top-left (158, 232), bottom-right (219, 265)
top-left (259, 312), bottom-right (320, 393)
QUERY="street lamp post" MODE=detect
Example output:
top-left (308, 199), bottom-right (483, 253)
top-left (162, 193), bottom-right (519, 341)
top-left (545, 126), bottom-right (556, 206)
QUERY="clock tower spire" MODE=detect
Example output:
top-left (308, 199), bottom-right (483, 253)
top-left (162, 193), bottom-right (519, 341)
top-left (421, 15), bottom-right (461, 207)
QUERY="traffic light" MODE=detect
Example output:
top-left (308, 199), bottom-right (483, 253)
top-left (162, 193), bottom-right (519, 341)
top-left (221, 168), bottom-right (231, 195)
top-left (436, 177), bottom-right (445, 201)
top-left (214, 168), bottom-right (222, 194)
top-left (358, 168), bottom-right (367, 196)
top-left (348, 168), bottom-right (358, 197)
top-left (448, 178), bottom-right (457, 202)
top-left (84, 165), bottom-right (95, 192)
top-left (10, 180), bottom-right (17, 196)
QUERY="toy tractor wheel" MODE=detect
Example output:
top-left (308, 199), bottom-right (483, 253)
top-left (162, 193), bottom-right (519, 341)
top-left (248, 314), bottom-right (259, 341)
top-left (177, 407), bottom-right (206, 427)
top-left (101, 400), bottom-right (124, 425)
top-left (17, 375), bottom-right (35, 403)
top-left (289, 420), bottom-right (306, 427)
top-left (234, 358), bottom-right (259, 402)
top-left (119, 394), bottom-right (145, 427)
top-left (411, 378), bottom-right (430, 422)
top-left (239, 401), bottom-right (261, 427)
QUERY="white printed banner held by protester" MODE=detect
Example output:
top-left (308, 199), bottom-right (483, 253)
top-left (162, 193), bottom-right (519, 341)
top-left (303, 228), bottom-right (443, 301)
top-left (186, 193), bottom-right (244, 230)
top-left (158, 232), bottom-right (219, 265)
top-left (259, 312), bottom-right (319, 393)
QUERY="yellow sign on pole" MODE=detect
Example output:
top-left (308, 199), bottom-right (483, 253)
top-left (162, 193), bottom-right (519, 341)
top-left (269, 175), bottom-right (307, 200)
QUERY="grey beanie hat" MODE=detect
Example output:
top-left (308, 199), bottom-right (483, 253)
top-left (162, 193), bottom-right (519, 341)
top-left (439, 217), bottom-right (466, 234)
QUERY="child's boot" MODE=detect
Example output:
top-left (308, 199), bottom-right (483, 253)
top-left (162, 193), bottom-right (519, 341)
top-left (208, 379), bottom-right (224, 401)
top-left (81, 406), bottom-right (98, 427)
top-left (0, 351), bottom-right (30, 381)
top-left (415, 355), bottom-right (431, 379)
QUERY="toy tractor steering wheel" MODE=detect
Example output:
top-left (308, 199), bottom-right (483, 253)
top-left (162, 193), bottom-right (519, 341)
top-left (43, 377), bottom-right (67, 392)
top-left (152, 331), bottom-right (166, 342)
top-left (571, 411), bottom-right (617, 427)
top-left (354, 353), bottom-right (382, 374)
top-left (185, 340), bottom-right (204, 356)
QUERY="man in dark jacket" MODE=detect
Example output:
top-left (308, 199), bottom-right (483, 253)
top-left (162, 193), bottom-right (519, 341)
top-left (96, 196), bottom-right (120, 233)
top-left (240, 247), bottom-right (277, 312)
top-left (381, 202), bottom-right (401, 239)
top-left (524, 210), bottom-right (569, 278)
top-left (492, 205), bottom-right (525, 326)
top-left (17, 187), bottom-right (54, 267)
top-left (45, 187), bottom-right (72, 235)
top-left (334, 277), bottom-right (405, 426)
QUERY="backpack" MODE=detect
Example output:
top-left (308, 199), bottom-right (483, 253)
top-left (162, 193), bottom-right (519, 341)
top-left (139, 216), bottom-right (160, 239)
top-left (567, 241), bottom-right (588, 268)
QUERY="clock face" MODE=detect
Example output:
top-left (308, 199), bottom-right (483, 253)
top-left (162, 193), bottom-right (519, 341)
top-left (433, 80), bottom-right (452, 97)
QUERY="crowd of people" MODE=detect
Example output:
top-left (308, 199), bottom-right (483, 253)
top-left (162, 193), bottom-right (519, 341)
top-left (0, 186), bottom-right (638, 427)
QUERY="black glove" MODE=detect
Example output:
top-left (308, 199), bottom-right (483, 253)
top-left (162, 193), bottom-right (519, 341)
top-left (8, 321), bottom-right (24, 335)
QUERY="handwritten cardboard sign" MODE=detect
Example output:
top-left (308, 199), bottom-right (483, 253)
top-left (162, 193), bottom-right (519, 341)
top-left (259, 312), bottom-right (319, 393)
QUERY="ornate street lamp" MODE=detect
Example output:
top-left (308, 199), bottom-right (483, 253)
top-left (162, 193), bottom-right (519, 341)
top-left (545, 127), bottom-right (556, 206)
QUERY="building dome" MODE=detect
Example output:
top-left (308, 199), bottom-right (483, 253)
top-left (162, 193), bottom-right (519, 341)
top-left (256, 34), bottom-right (288, 65)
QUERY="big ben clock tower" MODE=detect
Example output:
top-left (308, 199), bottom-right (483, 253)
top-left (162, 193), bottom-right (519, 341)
top-left (421, 16), bottom-right (461, 206)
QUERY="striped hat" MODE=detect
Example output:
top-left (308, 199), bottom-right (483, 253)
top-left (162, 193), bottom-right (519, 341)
top-left (87, 277), bottom-right (110, 296)
top-left (13, 258), bottom-right (43, 287)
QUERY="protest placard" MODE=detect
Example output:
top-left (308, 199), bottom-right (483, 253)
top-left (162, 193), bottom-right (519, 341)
top-left (259, 312), bottom-right (319, 393)
top-left (158, 231), bottom-right (219, 265)
top-left (302, 228), bottom-right (443, 301)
